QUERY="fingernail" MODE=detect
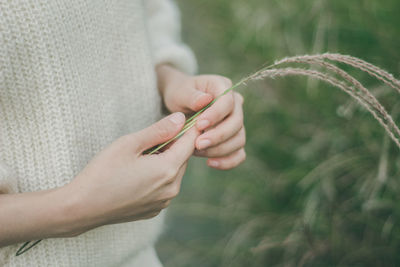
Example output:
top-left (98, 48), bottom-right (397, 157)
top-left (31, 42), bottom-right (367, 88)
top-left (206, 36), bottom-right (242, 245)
top-left (169, 112), bottom-right (185, 125)
top-left (208, 160), bottom-right (220, 168)
top-left (197, 139), bottom-right (211, 150)
top-left (194, 91), bottom-right (207, 102)
top-left (197, 120), bottom-right (210, 130)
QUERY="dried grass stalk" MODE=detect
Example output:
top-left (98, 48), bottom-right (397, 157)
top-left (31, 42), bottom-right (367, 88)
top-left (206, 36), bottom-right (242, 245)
top-left (258, 57), bottom-right (400, 143)
top-left (255, 67), bottom-right (400, 149)
top-left (149, 54), bottom-right (400, 154)
top-left (274, 53), bottom-right (400, 93)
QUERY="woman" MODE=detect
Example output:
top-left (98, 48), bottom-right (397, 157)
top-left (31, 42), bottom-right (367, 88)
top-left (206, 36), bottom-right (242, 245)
top-left (0, 0), bottom-right (246, 266)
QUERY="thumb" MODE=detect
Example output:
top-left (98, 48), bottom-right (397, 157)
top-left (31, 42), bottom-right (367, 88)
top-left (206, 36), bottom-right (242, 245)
top-left (178, 87), bottom-right (213, 112)
top-left (162, 127), bottom-right (200, 167)
top-left (134, 112), bottom-right (186, 153)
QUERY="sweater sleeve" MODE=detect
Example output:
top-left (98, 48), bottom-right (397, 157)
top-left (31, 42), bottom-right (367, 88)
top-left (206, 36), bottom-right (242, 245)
top-left (144, 0), bottom-right (197, 75)
top-left (0, 162), bottom-right (18, 194)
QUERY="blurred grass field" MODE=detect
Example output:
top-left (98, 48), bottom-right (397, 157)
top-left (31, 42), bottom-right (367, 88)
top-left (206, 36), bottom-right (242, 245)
top-left (157, 0), bottom-right (400, 266)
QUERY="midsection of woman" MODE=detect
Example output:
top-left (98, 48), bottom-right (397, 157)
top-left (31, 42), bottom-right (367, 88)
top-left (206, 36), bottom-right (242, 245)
top-left (0, 1), bottom-right (164, 265)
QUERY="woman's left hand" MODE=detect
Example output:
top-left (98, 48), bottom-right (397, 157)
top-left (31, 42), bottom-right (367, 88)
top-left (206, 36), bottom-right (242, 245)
top-left (156, 64), bottom-right (246, 170)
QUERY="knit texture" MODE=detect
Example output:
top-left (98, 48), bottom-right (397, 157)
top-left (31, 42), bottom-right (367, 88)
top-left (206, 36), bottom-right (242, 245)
top-left (0, 0), bottom-right (195, 266)
top-left (145, 0), bottom-right (197, 75)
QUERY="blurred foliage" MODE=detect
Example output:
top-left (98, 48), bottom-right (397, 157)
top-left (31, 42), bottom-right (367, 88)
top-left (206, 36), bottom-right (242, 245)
top-left (157, 0), bottom-right (400, 266)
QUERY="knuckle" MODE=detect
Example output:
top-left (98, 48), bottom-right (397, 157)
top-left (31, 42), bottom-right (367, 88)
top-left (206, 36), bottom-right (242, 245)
top-left (162, 200), bottom-right (171, 209)
top-left (222, 77), bottom-right (233, 88)
top-left (153, 123), bottom-right (170, 141)
top-left (227, 92), bottom-right (235, 106)
top-left (218, 131), bottom-right (228, 143)
top-left (223, 149), bottom-right (246, 169)
top-left (239, 136), bottom-right (246, 148)
top-left (239, 149), bottom-right (246, 163)
top-left (217, 95), bottom-right (234, 114)
top-left (241, 137), bottom-right (247, 148)
top-left (239, 129), bottom-right (246, 146)
top-left (235, 92), bottom-right (244, 104)
top-left (236, 111), bottom-right (244, 125)
top-left (172, 184), bottom-right (181, 197)
top-left (165, 185), bottom-right (180, 199)
top-left (163, 166), bottom-right (178, 183)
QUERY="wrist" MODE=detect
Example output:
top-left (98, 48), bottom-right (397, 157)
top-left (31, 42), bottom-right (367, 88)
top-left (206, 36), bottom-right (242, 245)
top-left (51, 183), bottom-right (99, 237)
top-left (156, 63), bottom-right (187, 96)
top-left (0, 185), bottom-right (93, 246)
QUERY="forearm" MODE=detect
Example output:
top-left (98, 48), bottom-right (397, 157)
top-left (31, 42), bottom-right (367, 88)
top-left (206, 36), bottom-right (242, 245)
top-left (0, 185), bottom-right (89, 247)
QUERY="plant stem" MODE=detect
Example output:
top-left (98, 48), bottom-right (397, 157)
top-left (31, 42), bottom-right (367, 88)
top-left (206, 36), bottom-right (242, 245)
top-left (148, 80), bottom-right (245, 155)
top-left (148, 119), bottom-right (197, 154)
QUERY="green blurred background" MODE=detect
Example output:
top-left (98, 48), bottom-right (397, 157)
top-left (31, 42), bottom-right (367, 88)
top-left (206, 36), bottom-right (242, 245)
top-left (157, 0), bottom-right (400, 266)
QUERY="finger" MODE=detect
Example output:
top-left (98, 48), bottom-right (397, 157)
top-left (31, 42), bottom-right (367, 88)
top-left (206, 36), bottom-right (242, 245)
top-left (207, 148), bottom-right (246, 170)
top-left (195, 127), bottom-right (245, 158)
top-left (132, 112), bottom-right (186, 153)
top-left (170, 163), bottom-right (187, 197)
top-left (158, 163), bottom-right (187, 202)
top-left (196, 94), bottom-right (243, 150)
top-left (234, 92), bottom-right (244, 105)
top-left (196, 92), bottom-right (234, 131)
top-left (162, 127), bottom-right (200, 167)
top-left (185, 88), bottom-right (214, 112)
top-left (196, 75), bottom-right (233, 97)
top-left (161, 200), bottom-right (171, 209)
top-left (164, 162), bottom-right (187, 185)
top-left (162, 163), bottom-right (187, 201)
top-left (166, 85), bottom-right (213, 113)
top-left (195, 77), bottom-right (234, 131)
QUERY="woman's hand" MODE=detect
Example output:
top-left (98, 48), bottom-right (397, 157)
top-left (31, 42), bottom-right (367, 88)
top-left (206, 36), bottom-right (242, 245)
top-left (157, 64), bottom-right (246, 170)
top-left (0, 113), bottom-right (198, 246)
top-left (66, 112), bottom-right (199, 234)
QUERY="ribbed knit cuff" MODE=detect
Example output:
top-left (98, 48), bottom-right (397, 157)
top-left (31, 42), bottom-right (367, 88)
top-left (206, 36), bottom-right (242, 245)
top-left (0, 163), bottom-right (18, 194)
top-left (152, 43), bottom-right (197, 75)
top-left (146, 0), bottom-right (198, 75)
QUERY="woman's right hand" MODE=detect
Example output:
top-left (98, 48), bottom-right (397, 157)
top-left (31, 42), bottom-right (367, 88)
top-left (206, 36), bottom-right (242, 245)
top-left (64, 112), bottom-right (198, 235)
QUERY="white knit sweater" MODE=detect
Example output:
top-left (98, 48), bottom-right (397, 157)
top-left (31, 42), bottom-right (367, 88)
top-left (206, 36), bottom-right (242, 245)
top-left (0, 0), bottom-right (196, 266)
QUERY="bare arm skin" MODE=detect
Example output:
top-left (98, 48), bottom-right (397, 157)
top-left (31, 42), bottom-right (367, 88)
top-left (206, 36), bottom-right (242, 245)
top-left (0, 186), bottom-right (81, 247)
